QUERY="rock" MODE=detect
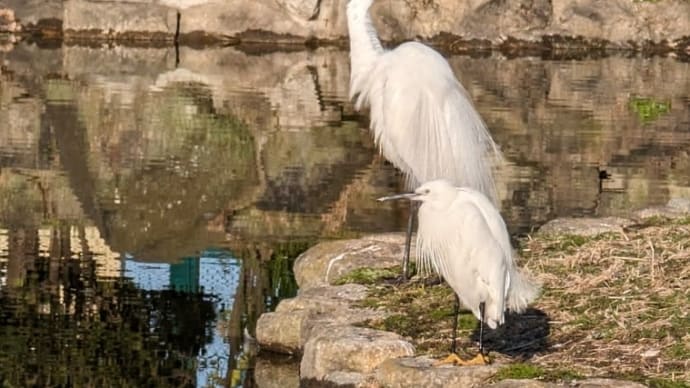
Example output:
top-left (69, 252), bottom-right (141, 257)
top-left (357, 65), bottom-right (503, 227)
top-left (667, 198), bottom-right (690, 213)
top-left (375, 356), bottom-right (499, 388)
top-left (490, 380), bottom-right (561, 388)
top-left (489, 378), bottom-right (648, 388)
top-left (300, 325), bottom-right (415, 381)
top-left (256, 309), bottom-right (315, 354)
top-left (276, 0), bottom-right (321, 21)
top-left (0, 8), bottom-right (20, 32)
top-left (575, 378), bottom-right (646, 388)
top-left (2, 0), bottom-right (690, 47)
top-left (634, 198), bottom-right (690, 220)
top-left (276, 283), bottom-right (371, 313)
top-left (548, 0), bottom-right (689, 45)
top-left (537, 217), bottom-right (633, 236)
top-left (256, 284), bottom-right (388, 354)
top-left (253, 357), bottom-right (300, 388)
top-left (64, 1), bottom-right (176, 35)
top-left (0, 1), bottom-right (62, 29)
top-left (293, 233), bottom-right (411, 290)
top-left (321, 371), bottom-right (379, 388)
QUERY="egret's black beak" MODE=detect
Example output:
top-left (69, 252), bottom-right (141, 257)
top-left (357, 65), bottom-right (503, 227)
top-left (377, 192), bottom-right (417, 202)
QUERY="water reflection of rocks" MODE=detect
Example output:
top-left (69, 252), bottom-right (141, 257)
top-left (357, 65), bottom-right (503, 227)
top-left (0, 42), bottom-right (689, 385)
top-left (2, 44), bottom-right (689, 246)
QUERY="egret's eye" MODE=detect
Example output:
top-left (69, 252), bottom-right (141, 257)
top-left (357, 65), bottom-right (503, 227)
top-left (424, 189), bottom-right (431, 195)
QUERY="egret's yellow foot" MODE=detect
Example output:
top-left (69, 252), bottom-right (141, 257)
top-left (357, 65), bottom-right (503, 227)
top-left (433, 353), bottom-right (491, 367)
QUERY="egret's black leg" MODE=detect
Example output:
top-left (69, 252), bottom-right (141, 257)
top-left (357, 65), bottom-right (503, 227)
top-left (451, 294), bottom-right (460, 354)
top-left (478, 302), bottom-right (486, 355)
top-left (434, 296), bottom-right (489, 367)
top-left (401, 201), bottom-right (417, 281)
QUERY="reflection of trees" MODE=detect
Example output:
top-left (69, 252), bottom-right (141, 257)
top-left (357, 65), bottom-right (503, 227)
top-left (42, 79), bottom-right (260, 260)
top-left (0, 225), bottom-right (216, 387)
top-left (219, 241), bottom-right (306, 387)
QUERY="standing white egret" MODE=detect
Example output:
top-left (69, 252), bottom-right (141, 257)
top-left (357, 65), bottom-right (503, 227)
top-left (379, 180), bottom-right (539, 365)
top-left (347, 0), bottom-right (502, 279)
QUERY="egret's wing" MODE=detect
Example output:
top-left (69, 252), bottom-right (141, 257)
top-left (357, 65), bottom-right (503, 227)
top-left (458, 188), bottom-right (540, 312)
top-left (457, 188), bottom-right (513, 264)
top-left (454, 199), bottom-right (508, 325)
top-left (369, 43), bottom-right (501, 197)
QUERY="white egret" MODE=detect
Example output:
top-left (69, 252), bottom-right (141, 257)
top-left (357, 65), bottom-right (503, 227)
top-left (378, 180), bottom-right (539, 365)
top-left (347, 0), bottom-right (502, 279)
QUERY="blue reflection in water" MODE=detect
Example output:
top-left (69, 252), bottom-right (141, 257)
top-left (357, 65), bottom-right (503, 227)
top-left (124, 250), bottom-right (241, 387)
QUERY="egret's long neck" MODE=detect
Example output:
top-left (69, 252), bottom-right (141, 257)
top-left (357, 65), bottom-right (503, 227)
top-left (346, 1), bottom-right (384, 95)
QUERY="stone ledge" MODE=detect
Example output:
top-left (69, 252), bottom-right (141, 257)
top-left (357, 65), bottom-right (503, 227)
top-left (1, 0), bottom-right (689, 55)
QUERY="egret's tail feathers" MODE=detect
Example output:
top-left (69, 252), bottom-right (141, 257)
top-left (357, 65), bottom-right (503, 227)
top-left (507, 270), bottom-right (540, 313)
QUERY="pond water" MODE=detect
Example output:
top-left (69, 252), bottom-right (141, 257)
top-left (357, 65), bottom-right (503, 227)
top-left (0, 41), bottom-right (688, 386)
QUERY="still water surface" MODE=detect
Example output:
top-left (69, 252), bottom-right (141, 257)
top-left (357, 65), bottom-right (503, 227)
top-left (0, 42), bottom-right (689, 386)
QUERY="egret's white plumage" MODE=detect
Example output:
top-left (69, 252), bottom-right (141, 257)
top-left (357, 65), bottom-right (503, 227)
top-left (347, 0), bottom-right (501, 201)
top-left (410, 180), bottom-right (539, 329)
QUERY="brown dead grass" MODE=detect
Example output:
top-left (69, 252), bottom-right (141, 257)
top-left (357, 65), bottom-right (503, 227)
top-left (355, 216), bottom-right (690, 385)
top-left (523, 217), bottom-right (690, 383)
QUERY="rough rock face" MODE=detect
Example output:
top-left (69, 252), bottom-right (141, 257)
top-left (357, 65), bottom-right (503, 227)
top-left (256, 284), bottom-right (388, 354)
top-left (293, 233), bottom-right (411, 290)
top-left (375, 357), bottom-right (499, 388)
top-left (633, 197), bottom-right (690, 220)
top-left (300, 325), bottom-right (415, 381)
top-left (1, 0), bottom-right (689, 48)
top-left (256, 309), bottom-right (315, 354)
top-left (539, 197), bottom-right (690, 235)
top-left (489, 378), bottom-right (648, 388)
top-left (253, 357), bottom-right (301, 388)
top-left (537, 216), bottom-right (633, 236)
top-left (0, 8), bottom-right (19, 32)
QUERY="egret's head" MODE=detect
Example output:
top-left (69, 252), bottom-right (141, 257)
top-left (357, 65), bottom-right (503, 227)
top-left (377, 179), bottom-right (457, 205)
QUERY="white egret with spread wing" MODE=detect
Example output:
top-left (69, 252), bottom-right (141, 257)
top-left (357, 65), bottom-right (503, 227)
top-left (347, 0), bottom-right (502, 279)
top-left (379, 180), bottom-right (539, 365)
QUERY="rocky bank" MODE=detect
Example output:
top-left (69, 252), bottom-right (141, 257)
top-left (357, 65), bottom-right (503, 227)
top-left (255, 199), bottom-right (690, 386)
top-left (0, 0), bottom-right (689, 54)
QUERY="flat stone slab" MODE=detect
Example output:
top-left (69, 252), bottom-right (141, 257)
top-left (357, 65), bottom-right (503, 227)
top-left (490, 380), bottom-right (561, 388)
top-left (537, 216), bottom-right (633, 236)
top-left (253, 357), bottom-right (300, 388)
top-left (301, 325), bottom-right (415, 381)
top-left (375, 356), bottom-right (499, 388)
top-left (276, 283), bottom-right (370, 313)
top-left (322, 371), bottom-right (378, 388)
top-left (489, 378), bottom-right (647, 388)
top-left (633, 197), bottom-right (690, 220)
top-left (256, 284), bottom-right (387, 354)
top-left (293, 233), bottom-right (413, 290)
top-left (256, 309), bottom-right (315, 354)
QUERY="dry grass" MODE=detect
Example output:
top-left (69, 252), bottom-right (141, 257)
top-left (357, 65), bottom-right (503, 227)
top-left (351, 216), bottom-right (690, 386)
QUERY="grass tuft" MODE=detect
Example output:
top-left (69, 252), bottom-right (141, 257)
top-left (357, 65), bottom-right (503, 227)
top-left (333, 266), bottom-right (401, 285)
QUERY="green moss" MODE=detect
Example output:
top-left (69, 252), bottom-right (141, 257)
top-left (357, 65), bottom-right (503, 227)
top-left (665, 343), bottom-right (690, 359)
top-left (495, 363), bottom-right (583, 382)
top-left (380, 314), bottom-right (417, 337)
top-left (617, 374), bottom-right (690, 388)
top-left (647, 379), bottom-right (690, 388)
top-left (456, 313), bottom-right (479, 331)
top-left (629, 96), bottom-right (671, 123)
top-left (535, 233), bottom-right (619, 255)
top-left (495, 363), bottom-right (545, 379)
top-left (334, 267), bottom-right (401, 285)
top-left (552, 234), bottom-right (588, 251)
